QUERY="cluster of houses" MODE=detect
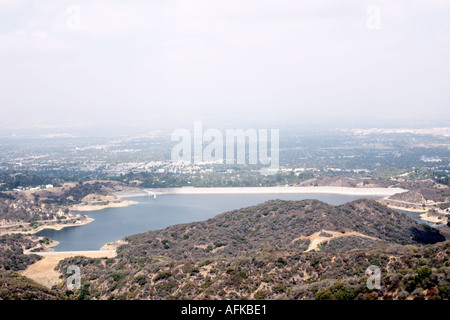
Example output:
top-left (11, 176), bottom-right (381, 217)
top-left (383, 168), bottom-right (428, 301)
top-left (12, 184), bottom-right (54, 192)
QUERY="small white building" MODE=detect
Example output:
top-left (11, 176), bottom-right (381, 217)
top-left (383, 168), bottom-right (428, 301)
top-left (46, 184), bottom-right (54, 189)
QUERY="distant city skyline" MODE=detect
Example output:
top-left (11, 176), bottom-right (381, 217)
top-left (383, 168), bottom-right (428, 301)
top-left (1, 0), bottom-right (449, 135)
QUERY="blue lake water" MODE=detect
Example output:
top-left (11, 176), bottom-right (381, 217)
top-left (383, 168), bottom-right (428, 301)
top-left (396, 209), bottom-right (435, 227)
top-left (36, 193), bottom-right (429, 251)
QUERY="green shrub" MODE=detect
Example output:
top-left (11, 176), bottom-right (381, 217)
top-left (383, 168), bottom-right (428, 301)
top-left (153, 271), bottom-right (172, 282)
top-left (316, 289), bottom-right (333, 300)
top-left (275, 258), bottom-right (287, 266)
top-left (226, 266), bottom-right (235, 274)
top-left (438, 285), bottom-right (450, 299)
top-left (111, 272), bottom-right (126, 282)
top-left (254, 290), bottom-right (268, 300)
top-left (315, 283), bottom-right (357, 300)
top-left (416, 266), bottom-right (432, 283)
top-left (134, 274), bottom-right (148, 286)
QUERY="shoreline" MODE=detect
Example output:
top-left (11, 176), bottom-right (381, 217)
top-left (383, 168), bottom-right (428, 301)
top-left (383, 203), bottom-right (448, 224)
top-left (70, 199), bottom-right (138, 212)
top-left (18, 185), bottom-right (445, 287)
top-left (114, 186), bottom-right (408, 198)
top-left (386, 205), bottom-right (448, 225)
top-left (384, 204), bottom-right (427, 214)
top-left (0, 216), bottom-right (95, 236)
top-left (33, 217), bottom-right (95, 233)
top-left (419, 212), bottom-right (447, 224)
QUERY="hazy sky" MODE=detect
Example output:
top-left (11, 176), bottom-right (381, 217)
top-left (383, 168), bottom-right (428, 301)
top-left (1, 0), bottom-right (449, 134)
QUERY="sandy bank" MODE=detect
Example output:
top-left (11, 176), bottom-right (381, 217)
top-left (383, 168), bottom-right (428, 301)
top-left (71, 199), bottom-right (138, 212)
top-left (385, 204), bottom-right (448, 225)
top-left (21, 249), bottom-right (116, 289)
top-left (100, 239), bottom-right (128, 251)
top-left (35, 217), bottom-right (95, 232)
top-left (115, 186), bottom-right (408, 198)
top-left (419, 212), bottom-right (448, 224)
top-left (385, 204), bottom-right (427, 214)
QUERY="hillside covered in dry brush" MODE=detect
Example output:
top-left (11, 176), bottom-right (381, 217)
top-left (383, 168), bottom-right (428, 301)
top-left (54, 199), bottom-right (449, 300)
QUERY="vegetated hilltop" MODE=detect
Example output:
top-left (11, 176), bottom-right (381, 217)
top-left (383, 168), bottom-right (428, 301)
top-left (0, 190), bottom-right (67, 226)
top-left (0, 272), bottom-right (64, 300)
top-left (296, 176), bottom-right (395, 188)
top-left (55, 199), bottom-right (448, 300)
top-left (385, 180), bottom-right (450, 208)
top-left (0, 234), bottom-right (65, 300)
top-left (0, 180), bottom-right (134, 232)
top-left (0, 182), bottom-right (107, 226)
top-left (0, 234), bottom-right (42, 272)
top-left (298, 177), bottom-right (450, 205)
top-left (298, 176), bottom-right (450, 222)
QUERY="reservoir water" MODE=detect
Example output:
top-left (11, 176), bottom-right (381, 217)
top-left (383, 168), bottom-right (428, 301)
top-left (36, 193), bottom-right (428, 251)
